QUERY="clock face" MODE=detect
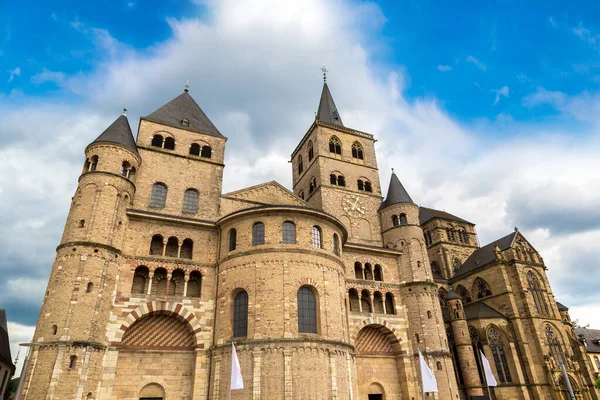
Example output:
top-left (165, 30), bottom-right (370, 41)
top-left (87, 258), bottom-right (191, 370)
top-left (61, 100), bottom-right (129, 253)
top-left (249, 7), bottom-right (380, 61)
top-left (342, 195), bottom-right (366, 218)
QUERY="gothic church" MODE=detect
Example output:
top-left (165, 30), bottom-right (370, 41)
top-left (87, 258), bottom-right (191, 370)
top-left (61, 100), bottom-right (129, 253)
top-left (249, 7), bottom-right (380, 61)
top-left (20, 80), bottom-right (598, 400)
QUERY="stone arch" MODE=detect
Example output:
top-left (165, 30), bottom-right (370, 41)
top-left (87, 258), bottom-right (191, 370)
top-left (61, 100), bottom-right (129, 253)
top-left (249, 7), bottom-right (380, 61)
top-left (350, 321), bottom-right (403, 353)
top-left (115, 301), bottom-right (202, 344)
top-left (137, 380), bottom-right (168, 399)
top-left (368, 382), bottom-right (385, 395)
top-left (296, 277), bottom-right (319, 290)
top-left (358, 218), bottom-right (372, 240)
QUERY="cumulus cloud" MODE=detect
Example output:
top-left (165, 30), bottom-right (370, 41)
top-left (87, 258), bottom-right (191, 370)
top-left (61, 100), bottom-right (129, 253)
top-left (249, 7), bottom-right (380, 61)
top-left (437, 64), bottom-right (451, 72)
top-left (1, 0), bottom-right (599, 357)
top-left (573, 24), bottom-right (600, 54)
top-left (492, 85), bottom-right (509, 105)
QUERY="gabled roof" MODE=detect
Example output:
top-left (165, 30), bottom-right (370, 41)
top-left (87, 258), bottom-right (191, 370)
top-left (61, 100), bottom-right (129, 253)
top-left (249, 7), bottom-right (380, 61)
top-left (453, 231), bottom-right (517, 278)
top-left (91, 114), bottom-right (139, 156)
top-left (222, 181), bottom-right (306, 209)
top-left (419, 207), bottom-right (473, 225)
top-left (316, 83), bottom-right (344, 126)
top-left (0, 309), bottom-right (15, 374)
top-left (464, 302), bottom-right (505, 320)
top-left (575, 328), bottom-right (600, 354)
top-left (379, 172), bottom-right (414, 210)
top-left (143, 91), bottom-right (224, 138)
top-left (556, 301), bottom-right (569, 311)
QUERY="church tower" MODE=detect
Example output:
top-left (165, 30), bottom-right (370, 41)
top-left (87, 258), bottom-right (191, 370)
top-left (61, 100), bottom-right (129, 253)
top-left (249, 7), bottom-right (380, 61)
top-left (22, 113), bottom-right (140, 399)
top-left (291, 80), bottom-right (383, 245)
top-left (379, 172), bottom-right (459, 398)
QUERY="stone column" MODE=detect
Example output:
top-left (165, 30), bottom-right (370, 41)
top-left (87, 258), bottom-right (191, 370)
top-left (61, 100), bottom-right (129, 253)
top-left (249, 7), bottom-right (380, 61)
top-left (162, 239), bottom-right (167, 256)
top-left (183, 275), bottom-right (189, 297)
top-left (284, 350), bottom-right (293, 400)
top-left (382, 298), bottom-right (387, 315)
top-left (212, 355), bottom-right (221, 400)
top-left (369, 294), bottom-right (374, 314)
top-left (329, 352), bottom-right (338, 400)
top-left (361, 265), bottom-right (365, 280)
top-left (177, 243), bottom-right (182, 258)
top-left (165, 273), bottom-right (172, 296)
top-left (252, 350), bottom-right (262, 400)
top-left (147, 272), bottom-right (154, 295)
top-left (357, 293), bottom-right (363, 313)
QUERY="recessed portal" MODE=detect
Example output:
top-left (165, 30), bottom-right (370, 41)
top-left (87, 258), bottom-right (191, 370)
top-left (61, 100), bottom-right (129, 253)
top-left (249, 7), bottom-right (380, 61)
top-left (368, 395), bottom-right (383, 400)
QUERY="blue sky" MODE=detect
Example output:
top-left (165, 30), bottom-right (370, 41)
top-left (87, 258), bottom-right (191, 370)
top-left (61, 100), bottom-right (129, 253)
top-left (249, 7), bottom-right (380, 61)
top-left (1, 0), bottom-right (599, 374)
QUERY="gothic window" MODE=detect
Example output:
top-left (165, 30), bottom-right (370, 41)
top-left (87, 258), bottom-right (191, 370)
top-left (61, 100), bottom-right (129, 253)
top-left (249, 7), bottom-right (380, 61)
top-left (357, 180), bottom-right (364, 191)
top-left (151, 134), bottom-right (163, 147)
top-left (252, 222), bottom-right (265, 246)
top-left (527, 271), bottom-right (550, 316)
top-left (457, 285), bottom-right (471, 303)
top-left (132, 266), bottom-right (149, 294)
top-left (489, 327), bottom-right (512, 383)
top-left (163, 137), bottom-right (175, 150)
top-left (399, 214), bottom-right (407, 225)
top-left (374, 264), bottom-right (383, 281)
top-left (458, 229), bottom-right (469, 244)
top-left (447, 329), bottom-right (464, 385)
top-left (354, 262), bottom-right (363, 279)
top-left (182, 189), bottom-right (199, 213)
top-left (309, 177), bottom-right (316, 194)
top-left (351, 142), bottom-right (364, 160)
top-left (446, 227), bottom-right (456, 242)
top-left (385, 293), bottom-right (395, 314)
top-left (229, 229), bottom-right (237, 251)
top-left (187, 271), bottom-right (202, 297)
top-left (470, 327), bottom-right (486, 384)
top-left (424, 231), bottom-right (433, 246)
top-left (308, 141), bottom-right (314, 161)
top-left (594, 356), bottom-right (600, 370)
top-left (149, 234), bottom-right (163, 255)
top-left (329, 136), bottom-right (342, 155)
top-left (201, 145), bottom-right (212, 158)
top-left (298, 155), bottom-right (303, 174)
top-left (189, 143), bottom-right (201, 156)
top-left (545, 325), bottom-right (568, 368)
top-left (298, 286), bottom-right (317, 333)
top-left (365, 181), bottom-right (372, 192)
top-left (392, 215), bottom-right (399, 226)
top-left (165, 236), bottom-right (179, 257)
top-left (312, 225), bottom-right (322, 248)
top-left (149, 183), bottom-right (167, 208)
top-left (298, 191), bottom-right (305, 200)
top-left (474, 278), bottom-right (492, 299)
top-left (180, 238), bottom-right (193, 259)
top-left (282, 221), bottom-right (296, 244)
top-left (121, 161), bottom-right (130, 177)
top-left (333, 234), bottom-right (340, 256)
top-left (233, 290), bottom-right (248, 337)
top-left (438, 287), bottom-right (448, 306)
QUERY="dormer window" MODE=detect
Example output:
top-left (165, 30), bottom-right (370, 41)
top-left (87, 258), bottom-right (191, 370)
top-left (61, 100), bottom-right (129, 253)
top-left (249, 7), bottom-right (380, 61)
top-left (181, 118), bottom-right (189, 127)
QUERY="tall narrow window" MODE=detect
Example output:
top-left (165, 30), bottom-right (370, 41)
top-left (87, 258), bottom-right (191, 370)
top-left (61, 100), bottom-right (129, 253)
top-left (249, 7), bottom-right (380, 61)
top-left (132, 266), bottom-right (149, 294)
top-left (69, 355), bottom-right (77, 369)
top-left (252, 222), bottom-right (265, 246)
top-left (149, 183), bottom-right (167, 208)
top-left (385, 293), bottom-right (395, 314)
top-left (282, 221), bottom-right (296, 244)
top-left (438, 287), bottom-right (448, 306)
top-left (354, 262), bottom-right (363, 279)
top-left (180, 238), bottom-right (193, 259)
top-left (545, 325), bottom-right (568, 369)
top-left (474, 278), bottom-right (492, 299)
top-left (229, 229), bottom-right (237, 251)
top-left (374, 265), bottom-right (383, 281)
top-left (470, 327), bottom-right (485, 384)
top-left (337, 175), bottom-right (345, 187)
top-left (312, 225), bottom-right (322, 248)
top-left (364, 181), bottom-right (372, 192)
top-left (233, 290), bottom-right (248, 337)
top-left (351, 142), bottom-right (364, 160)
top-left (298, 155), bottom-right (304, 174)
top-left (399, 214), bottom-right (407, 225)
top-left (333, 234), bottom-right (340, 256)
top-left (594, 356), bottom-right (600, 370)
top-left (151, 134), bottom-right (163, 147)
top-left (164, 137), bottom-right (175, 150)
top-left (357, 180), bottom-right (364, 191)
top-left (489, 327), bottom-right (512, 383)
top-left (149, 234), bottom-right (163, 255)
top-left (89, 155), bottom-right (99, 171)
top-left (309, 177), bottom-right (316, 194)
top-left (392, 215), bottom-right (399, 226)
top-left (165, 237), bottom-right (178, 257)
top-left (298, 286), bottom-right (317, 333)
top-left (201, 145), bottom-right (212, 158)
top-left (308, 141), bottom-right (314, 161)
top-left (190, 143), bottom-right (201, 156)
top-left (330, 174), bottom-right (337, 185)
top-left (86, 282), bottom-right (94, 293)
top-left (329, 136), bottom-right (341, 155)
top-left (121, 161), bottom-right (130, 177)
top-left (182, 189), bottom-right (199, 213)
top-left (527, 271), bottom-right (550, 316)
top-left (187, 271), bottom-right (202, 297)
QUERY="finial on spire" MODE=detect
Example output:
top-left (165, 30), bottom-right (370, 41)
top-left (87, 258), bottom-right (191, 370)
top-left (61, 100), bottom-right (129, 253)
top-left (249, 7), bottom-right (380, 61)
top-left (185, 80), bottom-right (189, 93)
top-left (391, 168), bottom-right (395, 173)
top-left (320, 66), bottom-right (328, 83)
top-left (122, 108), bottom-right (127, 116)
top-left (514, 226), bottom-right (519, 232)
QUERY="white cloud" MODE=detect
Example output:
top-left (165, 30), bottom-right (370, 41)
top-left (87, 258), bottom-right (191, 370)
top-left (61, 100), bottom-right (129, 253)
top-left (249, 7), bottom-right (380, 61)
top-left (31, 69), bottom-right (67, 86)
top-left (466, 55), bottom-right (486, 71)
top-left (7, 322), bottom-right (35, 378)
top-left (492, 85), bottom-right (509, 105)
top-left (7, 66), bottom-right (20, 83)
top-left (573, 24), bottom-right (600, 53)
top-left (548, 16), bottom-right (556, 28)
top-left (437, 64), bottom-right (451, 72)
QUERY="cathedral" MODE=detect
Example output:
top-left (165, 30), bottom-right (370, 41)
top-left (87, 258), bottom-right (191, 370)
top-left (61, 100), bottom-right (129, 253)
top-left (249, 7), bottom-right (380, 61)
top-left (20, 79), bottom-right (599, 400)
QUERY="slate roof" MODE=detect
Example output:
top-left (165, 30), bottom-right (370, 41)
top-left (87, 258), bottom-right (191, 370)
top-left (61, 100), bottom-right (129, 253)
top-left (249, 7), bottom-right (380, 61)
top-left (453, 231), bottom-right (517, 278)
top-left (464, 302), bottom-right (505, 320)
top-left (0, 309), bottom-right (15, 374)
top-left (556, 301), bottom-right (569, 311)
top-left (576, 328), bottom-right (600, 354)
top-left (144, 91), bottom-right (224, 138)
top-left (91, 114), bottom-right (139, 156)
top-left (379, 172), bottom-right (414, 210)
top-left (419, 206), bottom-right (473, 225)
top-left (316, 83), bottom-right (344, 126)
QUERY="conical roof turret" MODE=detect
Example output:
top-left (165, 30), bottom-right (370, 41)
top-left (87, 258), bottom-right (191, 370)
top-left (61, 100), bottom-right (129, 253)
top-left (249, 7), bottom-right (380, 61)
top-left (379, 171), bottom-right (414, 210)
top-left (91, 114), bottom-right (139, 156)
top-left (316, 82), bottom-right (344, 126)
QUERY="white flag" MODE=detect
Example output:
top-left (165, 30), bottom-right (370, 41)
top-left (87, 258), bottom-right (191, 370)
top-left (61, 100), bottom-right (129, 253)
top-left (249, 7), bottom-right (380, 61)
top-left (230, 342), bottom-right (244, 390)
top-left (479, 350), bottom-right (498, 387)
top-left (418, 349), bottom-right (438, 393)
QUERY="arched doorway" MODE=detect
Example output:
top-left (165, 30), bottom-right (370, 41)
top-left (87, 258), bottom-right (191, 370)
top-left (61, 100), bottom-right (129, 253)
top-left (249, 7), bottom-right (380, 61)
top-left (368, 382), bottom-right (385, 400)
top-left (139, 383), bottom-right (165, 400)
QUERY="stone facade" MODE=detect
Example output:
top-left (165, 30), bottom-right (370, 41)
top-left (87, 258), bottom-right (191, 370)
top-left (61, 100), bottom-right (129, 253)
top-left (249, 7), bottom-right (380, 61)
top-left (19, 84), bottom-right (598, 400)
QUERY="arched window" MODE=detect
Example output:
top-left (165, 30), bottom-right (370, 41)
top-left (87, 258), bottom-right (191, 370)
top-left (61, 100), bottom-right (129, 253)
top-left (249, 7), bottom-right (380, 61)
top-left (153, 268), bottom-right (168, 295)
top-left (351, 142), bottom-right (364, 160)
top-left (69, 355), bottom-right (77, 369)
top-left (357, 180), bottom-right (364, 191)
top-left (151, 134), bottom-right (163, 147)
top-left (229, 229), bottom-right (237, 251)
top-left (545, 325), bottom-right (569, 369)
top-left (399, 214), bottom-right (407, 225)
top-left (233, 290), bottom-right (248, 337)
top-left (470, 327), bottom-right (485, 384)
top-left (120, 161), bottom-right (130, 177)
top-left (188, 271), bottom-right (202, 297)
top-left (282, 221), bottom-right (296, 244)
top-left (163, 137), bottom-right (175, 150)
top-left (373, 292), bottom-right (384, 314)
top-left (149, 183), bottom-right (167, 208)
top-left (436, 361), bottom-right (442, 371)
top-left (361, 289), bottom-right (372, 313)
top-left (474, 278), bottom-right (492, 299)
top-left (489, 327), bottom-right (512, 383)
top-left (431, 262), bottom-right (442, 277)
top-left (312, 225), bottom-right (322, 248)
top-left (308, 141), bottom-right (314, 161)
top-left (201, 145), bottom-right (212, 158)
top-left (86, 282), bottom-right (94, 293)
top-left (132, 266), bottom-right (149, 294)
top-left (189, 143), bottom-right (201, 156)
top-left (298, 190), bottom-right (305, 200)
top-left (415, 333), bottom-right (420, 343)
top-left (364, 263), bottom-right (373, 280)
top-left (309, 177), bottom-right (316, 194)
top-left (149, 234), bottom-right (163, 255)
top-left (354, 262), bottom-right (363, 279)
top-left (365, 181), bottom-right (372, 192)
top-left (333, 234), bottom-right (340, 256)
top-left (87, 155), bottom-right (99, 172)
top-left (180, 238), bottom-right (193, 259)
top-left (425, 231), bottom-right (433, 246)
top-left (527, 271), bottom-right (550, 316)
top-left (252, 222), bottom-right (265, 246)
top-left (385, 293), bottom-right (395, 314)
top-left (165, 236), bottom-right (178, 257)
top-left (298, 286), bottom-right (318, 333)
top-left (427, 310), bottom-right (432, 319)
top-left (330, 174), bottom-right (337, 185)
top-left (298, 155), bottom-right (303, 174)
top-left (392, 215), bottom-right (399, 226)
top-left (446, 227), bottom-right (456, 242)
top-left (182, 189), bottom-right (199, 213)
top-left (52, 325), bottom-right (58, 335)
top-left (438, 287), bottom-right (448, 306)
top-left (457, 285), bottom-right (471, 303)
top-left (170, 269), bottom-right (184, 295)
top-left (337, 175), bottom-right (345, 186)
top-left (329, 136), bottom-right (342, 155)
top-left (348, 289), bottom-right (359, 312)
top-left (374, 264), bottom-right (383, 281)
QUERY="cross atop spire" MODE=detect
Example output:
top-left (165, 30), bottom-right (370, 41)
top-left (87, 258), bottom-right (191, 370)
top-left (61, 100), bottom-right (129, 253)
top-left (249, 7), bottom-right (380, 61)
top-left (320, 66), bottom-right (328, 83)
top-left (184, 80), bottom-right (190, 93)
top-left (122, 108), bottom-right (127, 116)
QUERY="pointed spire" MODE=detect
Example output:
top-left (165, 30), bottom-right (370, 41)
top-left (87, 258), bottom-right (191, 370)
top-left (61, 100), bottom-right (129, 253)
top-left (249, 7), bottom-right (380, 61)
top-left (379, 170), bottom-right (414, 210)
top-left (316, 81), bottom-right (344, 127)
top-left (91, 114), bottom-right (139, 156)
